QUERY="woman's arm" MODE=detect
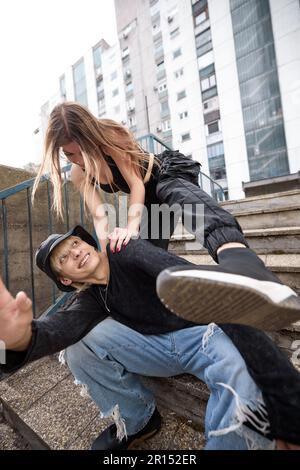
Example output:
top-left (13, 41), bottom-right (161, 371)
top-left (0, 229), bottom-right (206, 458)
top-left (108, 151), bottom-right (146, 252)
top-left (70, 164), bottom-right (108, 252)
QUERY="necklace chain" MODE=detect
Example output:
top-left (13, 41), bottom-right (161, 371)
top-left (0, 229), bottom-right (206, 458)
top-left (99, 282), bottom-right (110, 312)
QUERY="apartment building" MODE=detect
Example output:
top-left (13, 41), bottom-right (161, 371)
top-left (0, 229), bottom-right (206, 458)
top-left (40, 0), bottom-right (300, 200)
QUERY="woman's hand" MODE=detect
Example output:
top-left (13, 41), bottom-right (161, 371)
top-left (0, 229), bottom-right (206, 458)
top-left (0, 277), bottom-right (33, 351)
top-left (108, 227), bottom-right (139, 253)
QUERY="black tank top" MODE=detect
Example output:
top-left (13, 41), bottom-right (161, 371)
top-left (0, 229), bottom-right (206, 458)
top-left (90, 155), bottom-right (149, 194)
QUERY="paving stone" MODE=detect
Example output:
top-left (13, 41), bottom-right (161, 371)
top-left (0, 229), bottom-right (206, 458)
top-left (19, 374), bottom-right (99, 449)
top-left (0, 355), bottom-right (69, 414)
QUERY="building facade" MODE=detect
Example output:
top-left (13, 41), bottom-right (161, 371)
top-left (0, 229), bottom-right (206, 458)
top-left (40, 0), bottom-right (300, 200)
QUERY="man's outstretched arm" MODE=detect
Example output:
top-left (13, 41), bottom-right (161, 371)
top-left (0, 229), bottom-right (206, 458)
top-left (0, 277), bottom-right (107, 373)
top-left (0, 277), bottom-right (33, 351)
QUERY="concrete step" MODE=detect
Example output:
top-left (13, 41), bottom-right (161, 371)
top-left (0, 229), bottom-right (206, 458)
top-left (0, 411), bottom-right (30, 450)
top-left (220, 189), bottom-right (300, 213)
top-left (233, 205), bottom-right (300, 230)
top-left (0, 356), bottom-right (205, 450)
top-left (171, 226), bottom-right (300, 255)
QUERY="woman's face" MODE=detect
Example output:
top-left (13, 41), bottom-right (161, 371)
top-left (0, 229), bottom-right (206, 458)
top-left (62, 142), bottom-right (84, 167)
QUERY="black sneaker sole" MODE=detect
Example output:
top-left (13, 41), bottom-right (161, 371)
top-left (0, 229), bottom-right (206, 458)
top-left (157, 268), bottom-right (300, 331)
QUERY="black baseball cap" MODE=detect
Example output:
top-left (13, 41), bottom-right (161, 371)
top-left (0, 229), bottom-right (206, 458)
top-left (35, 225), bottom-right (98, 292)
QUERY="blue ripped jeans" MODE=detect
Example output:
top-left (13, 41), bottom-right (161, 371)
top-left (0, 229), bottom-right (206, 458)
top-left (65, 318), bottom-right (275, 450)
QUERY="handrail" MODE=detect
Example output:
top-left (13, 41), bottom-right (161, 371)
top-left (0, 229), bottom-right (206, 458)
top-left (0, 163), bottom-right (74, 318)
top-left (0, 164), bottom-right (71, 200)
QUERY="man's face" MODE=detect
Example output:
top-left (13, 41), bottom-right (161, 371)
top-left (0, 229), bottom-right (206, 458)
top-left (51, 236), bottom-right (99, 286)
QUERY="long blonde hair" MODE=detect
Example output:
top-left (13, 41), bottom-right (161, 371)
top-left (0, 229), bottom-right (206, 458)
top-left (32, 101), bottom-right (155, 219)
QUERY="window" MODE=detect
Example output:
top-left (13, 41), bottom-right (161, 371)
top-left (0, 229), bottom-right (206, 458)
top-left (125, 81), bottom-right (133, 93)
top-left (230, 0), bottom-right (289, 180)
top-left (199, 63), bottom-right (214, 78)
top-left (202, 86), bottom-right (217, 101)
top-left (127, 98), bottom-right (135, 111)
top-left (114, 105), bottom-right (120, 114)
top-left (173, 48), bottom-right (182, 59)
top-left (150, 0), bottom-right (160, 16)
top-left (122, 47), bottom-right (130, 59)
top-left (167, 6), bottom-right (178, 24)
top-left (195, 28), bottom-right (212, 57)
top-left (243, 97), bottom-right (282, 132)
top-left (203, 96), bottom-right (219, 112)
top-left (112, 88), bottom-right (119, 97)
top-left (111, 71), bottom-right (117, 80)
top-left (96, 77), bottom-right (104, 92)
top-left (201, 74), bottom-right (216, 91)
top-left (158, 81), bottom-right (167, 93)
top-left (129, 115), bottom-right (136, 128)
top-left (200, 64), bottom-right (217, 97)
top-left (154, 45), bottom-right (164, 60)
top-left (93, 44), bottom-right (102, 69)
top-left (162, 120), bottom-right (172, 131)
top-left (174, 68), bottom-right (184, 79)
top-left (122, 24), bottom-right (132, 39)
top-left (181, 132), bottom-right (191, 142)
top-left (161, 100), bottom-right (170, 114)
top-left (231, 0), bottom-right (270, 35)
top-left (73, 58), bottom-right (88, 105)
top-left (170, 27), bottom-right (180, 39)
top-left (207, 141), bottom-right (224, 159)
top-left (177, 90), bottom-right (186, 101)
top-left (207, 120), bottom-right (220, 135)
top-left (237, 44), bottom-right (276, 84)
top-left (195, 10), bottom-right (208, 26)
top-left (156, 60), bottom-right (165, 71)
top-left (179, 111), bottom-right (188, 119)
top-left (152, 22), bottom-right (160, 34)
top-left (98, 98), bottom-right (105, 110)
top-left (207, 142), bottom-right (227, 181)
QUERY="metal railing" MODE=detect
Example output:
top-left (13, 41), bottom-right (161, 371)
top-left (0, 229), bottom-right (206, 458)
top-left (0, 165), bottom-right (77, 318)
top-left (0, 134), bottom-right (225, 318)
top-left (138, 133), bottom-right (226, 201)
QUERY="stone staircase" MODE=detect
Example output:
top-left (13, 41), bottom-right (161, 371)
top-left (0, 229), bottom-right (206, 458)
top-left (1, 189), bottom-right (300, 449)
top-left (170, 188), bottom-right (300, 300)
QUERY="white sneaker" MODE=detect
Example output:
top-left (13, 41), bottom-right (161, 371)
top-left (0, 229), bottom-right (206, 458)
top-left (156, 266), bottom-right (300, 331)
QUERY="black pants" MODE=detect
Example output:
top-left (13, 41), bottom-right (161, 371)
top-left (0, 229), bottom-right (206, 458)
top-left (142, 175), bottom-right (248, 261)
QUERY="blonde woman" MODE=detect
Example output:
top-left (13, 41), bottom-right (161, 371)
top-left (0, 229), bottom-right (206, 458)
top-left (33, 101), bottom-right (247, 258)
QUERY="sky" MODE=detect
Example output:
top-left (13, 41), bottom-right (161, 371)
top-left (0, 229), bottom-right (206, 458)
top-left (0, 0), bottom-right (118, 169)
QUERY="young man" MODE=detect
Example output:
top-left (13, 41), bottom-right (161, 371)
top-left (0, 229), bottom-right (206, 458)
top-left (1, 225), bottom-right (300, 450)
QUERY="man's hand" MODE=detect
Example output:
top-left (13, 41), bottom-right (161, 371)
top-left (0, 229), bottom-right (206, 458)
top-left (0, 277), bottom-right (33, 351)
